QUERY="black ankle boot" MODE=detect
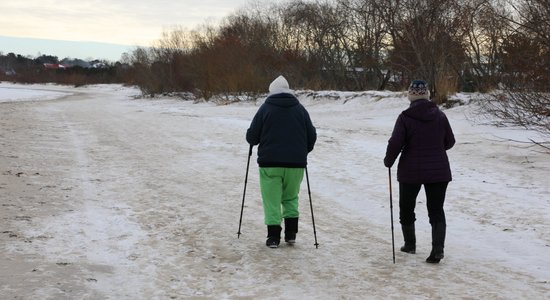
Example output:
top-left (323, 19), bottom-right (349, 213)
top-left (284, 217), bottom-right (298, 244)
top-left (266, 225), bottom-right (281, 248)
top-left (426, 247), bottom-right (444, 263)
top-left (400, 224), bottom-right (416, 254)
top-left (426, 222), bottom-right (446, 263)
top-left (400, 244), bottom-right (416, 254)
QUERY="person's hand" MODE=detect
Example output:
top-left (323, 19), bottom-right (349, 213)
top-left (384, 158), bottom-right (392, 168)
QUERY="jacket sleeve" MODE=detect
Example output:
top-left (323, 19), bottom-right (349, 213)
top-left (442, 114), bottom-right (455, 150)
top-left (304, 109), bottom-right (317, 152)
top-left (384, 114), bottom-right (406, 168)
top-left (246, 107), bottom-right (263, 146)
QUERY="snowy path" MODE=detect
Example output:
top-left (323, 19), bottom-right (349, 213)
top-left (0, 84), bottom-right (548, 299)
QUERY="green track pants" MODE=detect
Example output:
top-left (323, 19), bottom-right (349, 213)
top-left (259, 167), bottom-right (304, 225)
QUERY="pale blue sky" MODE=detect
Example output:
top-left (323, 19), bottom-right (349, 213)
top-left (0, 35), bottom-right (134, 61)
top-left (0, 0), bottom-right (271, 61)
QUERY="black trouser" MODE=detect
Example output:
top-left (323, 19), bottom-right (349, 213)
top-left (399, 182), bottom-right (449, 226)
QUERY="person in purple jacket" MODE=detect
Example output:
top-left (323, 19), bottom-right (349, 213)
top-left (384, 80), bottom-right (455, 263)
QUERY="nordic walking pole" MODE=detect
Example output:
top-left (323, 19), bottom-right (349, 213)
top-left (237, 144), bottom-right (253, 238)
top-left (305, 167), bottom-right (319, 249)
top-left (388, 167), bottom-right (395, 263)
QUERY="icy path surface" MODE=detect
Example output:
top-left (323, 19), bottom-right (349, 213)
top-left (0, 84), bottom-right (548, 299)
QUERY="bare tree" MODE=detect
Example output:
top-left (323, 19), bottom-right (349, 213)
top-left (462, 0), bottom-right (510, 92)
top-left (501, 0), bottom-right (550, 89)
top-left (479, 0), bottom-right (550, 147)
top-left (186, 12), bottom-right (283, 100)
top-left (481, 90), bottom-right (550, 141)
top-left (506, 0), bottom-right (550, 48)
top-left (278, 1), bottom-right (343, 89)
top-left (376, 0), bottom-right (469, 103)
top-left (122, 0), bottom-right (547, 109)
top-left (336, 0), bottom-right (390, 90)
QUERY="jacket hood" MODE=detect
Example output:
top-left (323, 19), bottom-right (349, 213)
top-left (402, 99), bottom-right (439, 121)
top-left (265, 93), bottom-right (299, 108)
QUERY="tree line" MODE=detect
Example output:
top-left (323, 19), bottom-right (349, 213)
top-left (1, 0), bottom-right (548, 106)
top-left (124, 0), bottom-right (548, 104)
top-left (0, 52), bottom-right (134, 86)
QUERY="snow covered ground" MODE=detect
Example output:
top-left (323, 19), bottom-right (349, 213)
top-left (0, 82), bottom-right (548, 299)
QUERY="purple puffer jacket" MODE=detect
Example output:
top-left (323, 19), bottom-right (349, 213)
top-left (384, 99), bottom-right (455, 184)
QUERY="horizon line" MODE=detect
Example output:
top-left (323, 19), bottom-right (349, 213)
top-left (0, 35), bottom-right (148, 61)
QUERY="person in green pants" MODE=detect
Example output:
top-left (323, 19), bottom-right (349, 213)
top-left (246, 75), bottom-right (317, 248)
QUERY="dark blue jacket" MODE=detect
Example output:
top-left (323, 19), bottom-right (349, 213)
top-left (384, 99), bottom-right (455, 183)
top-left (246, 93), bottom-right (316, 168)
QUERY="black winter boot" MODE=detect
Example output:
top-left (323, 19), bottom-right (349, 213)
top-left (266, 225), bottom-right (282, 248)
top-left (284, 218), bottom-right (298, 244)
top-left (426, 222), bottom-right (446, 263)
top-left (400, 224), bottom-right (416, 254)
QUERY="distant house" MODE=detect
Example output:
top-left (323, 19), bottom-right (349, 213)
top-left (60, 58), bottom-right (90, 68)
top-left (43, 63), bottom-right (67, 69)
top-left (5, 69), bottom-right (16, 76)
top-left (92, 62), bottom-right (108, 68)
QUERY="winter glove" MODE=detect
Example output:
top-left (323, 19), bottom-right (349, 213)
top-left (383, 157), bottom-right (393, 168)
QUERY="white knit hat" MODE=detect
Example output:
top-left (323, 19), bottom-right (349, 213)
top-left (269, 75), bottom-right (293, 95)
top-left (408, 79), bottom-right (430, 101)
